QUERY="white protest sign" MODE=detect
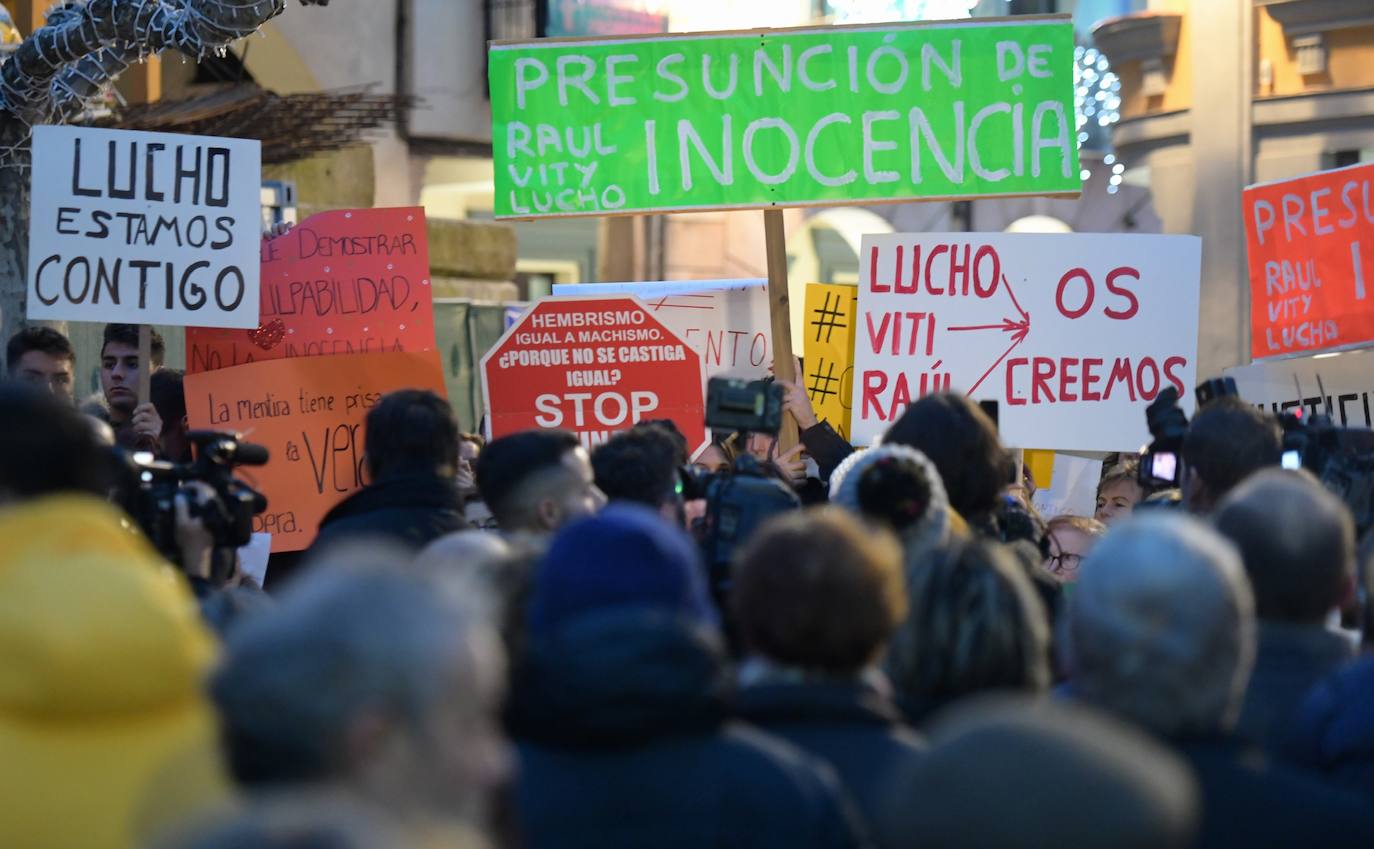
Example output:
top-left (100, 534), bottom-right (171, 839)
top-left (28, 125), bottom-right (262, 328)
top-left (1226, 349), bottom-right (1374, 427)
top-left (1032, 454), bottom-right (1104, 520)
top-left (553, 279), bottom-right (770, 379)
top-left (237, 532), bottom-right (272, 588)
top-left (854, 233), bottom-right (1201, 451)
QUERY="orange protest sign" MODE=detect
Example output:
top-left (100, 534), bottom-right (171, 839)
top-left (184, 351), bottom-right (447, 553)
top-left (1244, 162), bottom-right (1374, 359)
top-left (186, 207), bottom-right (436, 373)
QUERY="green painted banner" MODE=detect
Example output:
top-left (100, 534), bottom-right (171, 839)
top-left (489, 16), bottom-right (1080, 219)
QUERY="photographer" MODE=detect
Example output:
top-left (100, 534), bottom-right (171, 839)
top-left (1181, 397), bottom-right (1282, 515)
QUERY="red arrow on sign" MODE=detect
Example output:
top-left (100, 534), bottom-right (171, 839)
top-left (947, 275), bottom-right (1032, 395)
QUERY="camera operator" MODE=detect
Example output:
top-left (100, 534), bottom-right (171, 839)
top-left (1182, 398), bottom-right (1282, 515)
top-left (0, 384), bottom-right (262, 598)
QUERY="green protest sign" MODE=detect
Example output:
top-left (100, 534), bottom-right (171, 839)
top-left (489, 16), bottom-right (1079, 219)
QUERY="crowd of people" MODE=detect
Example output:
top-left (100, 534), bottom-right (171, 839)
top-left (7, 320), bottom-right (1374, 849)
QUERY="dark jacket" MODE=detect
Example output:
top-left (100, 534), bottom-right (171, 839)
top-left (1236, 622), bottom-right (1355, 755)
top-left (508, 610), bottom-right (868, 849)
top-left (1289, 656), bottom-right (1374, 804)
top-left (735, 678), bottom-right (925, 849)
top-left (1176, 736), bottom-right (1374, 849)
top-left (801, 421), bottom-right (855, 483)
top-left (308, 474), bottom-right (470, 554)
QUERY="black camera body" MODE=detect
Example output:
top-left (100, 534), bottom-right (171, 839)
top-left (117, 431), bottom-right (270, 582)
top-left (705, 377), bottom-right (783, 435)
top-left (1280, 410), bottom-right (1374, 535)
top-left (1138, 378), bottom-right (1238, 489)
top-left (682, 377), bottom-right (800, 599)
top-left (681, 455), bottom-right (800, 598)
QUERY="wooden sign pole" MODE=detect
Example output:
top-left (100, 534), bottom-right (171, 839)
top-left (763, 209), bottom-right (799, 450)
top-left (138, 324), bottom-right (152, 406)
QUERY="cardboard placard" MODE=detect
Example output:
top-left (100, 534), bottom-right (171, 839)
top-left (186, 207), bottom-right (436, 372)
top-left (184, 351), bottom-right (447, 553)
top-left (28, 126), bottom-right (262, 328)
top-left (802, 283), bottom-right (860, 440)
top-left (1225, 348), bottom-right (1374, 427)
top-left (1243, 162), bottom-right (1374, 359)
top-left (482, 295), bottom-right (707, 453)
top-left (852, 233), bottom-right (1202, 452)
top-left (489, 17), bottom-right (1079, 218)
top-left (553, 279), bottom-right (770, 379)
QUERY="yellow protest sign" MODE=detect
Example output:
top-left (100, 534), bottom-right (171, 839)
top-left (1025, 449), bottom-right (1055, 489)
top-left (803, 283), bottom-right (859, 441)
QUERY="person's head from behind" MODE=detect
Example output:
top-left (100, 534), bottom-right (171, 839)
top-left (1067, 514), bottom-right (1254, 738)
top-left (1043, 515), bottom-right (1107, 584)
top-left (210, 553), bottom-right (509, 820)
top-left (162, 796), bottom-right (406, 849)
top-left (633, 419), bottom-right (689, 466)
top-left (100, 323), bottom-right (164, 416)
top-left (881, 697), bottom-right (1199, 849)
top-left (363, 390), bottom-right (459, 481)
top-left (1214, 469), bottom-right (1354, 626)
top-left (830, 444), bottom-right (953, 555)
top-left (528, 503), bottom-right (716, 641)
top-left (1096, 462), bottom-right (1145, 525)
top-left (733, 508), bottom-right (905, 675)
top-left (885, 392), bottom-right (1009, 522)
top-left (1181, 398), bottom-right (1281, 514)
top-left (0, 385), bottom-right (114, 504)
top-left (888, 539), bottom-right (1050, 721)
top-left (591, 425), bottom-right (680, 521)
top-left (151, 369), bottom-right (190, 463)
top-left (7, 326), bottom-right (75, 402)
top-left (476, 430), bottom-right (605, 535)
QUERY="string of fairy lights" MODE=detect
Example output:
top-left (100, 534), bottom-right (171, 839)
top-left (1075, 43), bottom-right (1127, 194)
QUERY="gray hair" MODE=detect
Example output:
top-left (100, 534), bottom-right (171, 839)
top-left (211, 543), bottom-right (502, 786)
top-left (1066, 513), bottom-right (1255, 737)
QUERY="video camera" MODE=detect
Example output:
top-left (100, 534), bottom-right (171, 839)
top-left (1138, 377), bottom-right (1238, 489)
top-left (115, 431), bottom-right (270, 584)
top-left (1275, 394), bottom-right (1374, 535)
top-left (681, 377), bottom-right (799, 601)
top-left (1138, 374), bottom-right (1374, 534)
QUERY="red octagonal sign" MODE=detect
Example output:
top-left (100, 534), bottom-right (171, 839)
top-left (482, 295), bottom-right (707, 453)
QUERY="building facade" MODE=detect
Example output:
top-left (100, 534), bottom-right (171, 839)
top-left (1097, 0), bottom-right (1374, 377)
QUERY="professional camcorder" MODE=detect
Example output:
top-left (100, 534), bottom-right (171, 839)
top-left (1138, 374), bottom-right (1374, 533)
top-left (115, 431), bottom-right (270, 583)
top-left (681, 377), bottom-right (799, 601)
top-left (1138, 377), bottom-right (1238, 489)
top-left (1276, 399), bottom-right (1374, 535)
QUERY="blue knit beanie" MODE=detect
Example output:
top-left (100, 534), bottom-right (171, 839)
top-left (528, 504), bottom-right (716, 636)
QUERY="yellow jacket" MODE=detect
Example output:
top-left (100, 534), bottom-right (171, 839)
top-left (0, 496), bottom-right (230, 849)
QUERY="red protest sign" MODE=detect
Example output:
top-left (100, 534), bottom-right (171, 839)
top-left (184, 351), bottom-right (447, 553)
top-left (482, 295), bottom-right (706, 453)
top-left (1244, 163), bottom-right (1374, 359)
top-left (186, 207), bottom-right (436, 373)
